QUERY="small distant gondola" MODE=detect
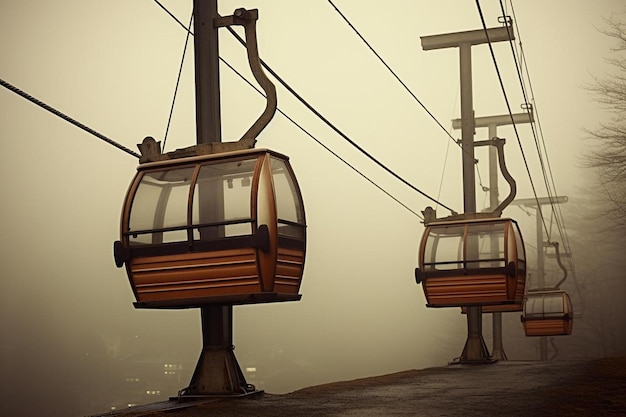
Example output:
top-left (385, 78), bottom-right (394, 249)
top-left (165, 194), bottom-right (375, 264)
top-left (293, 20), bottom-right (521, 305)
top-left (521, 289), bottom-right (573, 337)
top-left (522, 242), bottom-right (573, 337)
top-left (114, 144), bottom-right (306, 308)
top-left (415, 216), bottom-right (526, 307)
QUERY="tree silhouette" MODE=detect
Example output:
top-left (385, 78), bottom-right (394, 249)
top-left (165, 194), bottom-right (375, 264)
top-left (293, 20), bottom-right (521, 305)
top-left (584, 14), bottom-right (626, 233)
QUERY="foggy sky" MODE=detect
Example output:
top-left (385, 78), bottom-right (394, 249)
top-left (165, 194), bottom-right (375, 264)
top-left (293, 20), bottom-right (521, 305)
top-left (1, 1), bottom-right (623, 416)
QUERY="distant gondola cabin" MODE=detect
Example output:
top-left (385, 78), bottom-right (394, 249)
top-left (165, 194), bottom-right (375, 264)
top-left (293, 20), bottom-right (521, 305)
top-left (415, 217), bottom-right (526, 307)
top-left (521, 289), bottom-right (573, 336)
top-left (114, 148), bottom-right (306, 309)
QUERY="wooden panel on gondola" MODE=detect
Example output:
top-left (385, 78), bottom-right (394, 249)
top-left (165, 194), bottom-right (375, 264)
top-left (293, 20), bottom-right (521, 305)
top-left (461, 301), bottom-right (523, 315)
top-left (415, 217), bottom-right (526, 307)
top-left (114, 148), bottom-right (306, 308)
top-left (521, 289), bottom-right (573, 336)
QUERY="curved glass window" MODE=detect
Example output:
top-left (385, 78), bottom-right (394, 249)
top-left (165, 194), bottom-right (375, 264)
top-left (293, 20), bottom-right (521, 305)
top-left (127, 157), bottom-right (260, 245)
top-left (525, 293), bottom-right (567, 318)
top-left (125, 153), bottom-right (305, 246)
top-left (423, 225), bottom-right (464, 270)
top-left (543, 294), bottom-right (565, 316)
top-left (467, 222), bottom-right (506, 269)
top-left (271, 157), bottom-right (305, 239)
top-left (128, 167), bottom-right (195, 245)
top-left (192, 157), bottom-right (257, 239)
top-left (423, 221), bottom-right (514, 271)
top-left (524, 295), bottom-right (541, 316)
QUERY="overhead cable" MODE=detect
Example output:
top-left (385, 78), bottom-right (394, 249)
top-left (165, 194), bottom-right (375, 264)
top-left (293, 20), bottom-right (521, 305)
top-left (326, 0), bottom-right (459, 147)
top-left (501, 0), bottom-right (581, 307)
top-left (153, 2), bottom-right (434, 216)
top-left (504, 0), bottom-right (576, 290)
top-left (219, 58), bottom-right (423, 219)
top-left (225, 26), bottom-right (457, 213)
top-left (498, 3), bottom-right (561, 242)
top-left (327, 0), bottom-right (497, 208)
top-left (162, 10), bottom-right (194, 150)
top-left (0, 78), bottom-right (140, 159)
top-left (153, 0), bottom-right (190, 32)
top-left (474, 1), bottom-right (547, 230)
top-left (504, 0), bottom-right (572, 254)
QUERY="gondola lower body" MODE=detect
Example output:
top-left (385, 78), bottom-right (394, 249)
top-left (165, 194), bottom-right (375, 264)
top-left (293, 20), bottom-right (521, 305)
top-left (417, 264), bottom-right (525, 308)
top-left (522, 316), bottom-right (573, 337)
top-left (126, 246), bottom-right (305, 308)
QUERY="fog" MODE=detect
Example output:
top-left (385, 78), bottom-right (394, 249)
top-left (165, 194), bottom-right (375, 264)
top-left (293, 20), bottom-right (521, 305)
top-left (1, 1), bottom-right (624, 416)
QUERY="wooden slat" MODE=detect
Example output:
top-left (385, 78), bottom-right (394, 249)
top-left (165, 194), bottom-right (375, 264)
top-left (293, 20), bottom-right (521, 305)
top-left (424, 274), bottom-right (515, 306)
top-left (130, 248), bottom-right (260, 304)
top-left (524, 319), bottom-right (572, 337)
top-left (274, 248), bottom-right (304, 294)
top-left (129, 246), bottom-right (306, 305)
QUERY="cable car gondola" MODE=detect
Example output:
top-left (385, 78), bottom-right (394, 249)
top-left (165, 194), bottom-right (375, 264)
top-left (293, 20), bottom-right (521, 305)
top-left (521, 289), bottom-right (573, 336)
top-left (113, 9), bottom-right (307, 309)
top-left (113, 143), bottom-right (306, 309)
top-left (521, 242), bottom-right (573, 337)
top-left (415, 215), bottom-right (526, 307)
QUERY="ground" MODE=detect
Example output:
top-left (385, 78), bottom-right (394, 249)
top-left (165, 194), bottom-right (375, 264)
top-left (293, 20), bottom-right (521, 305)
top-left (93, 356), bottom-right (626, 417)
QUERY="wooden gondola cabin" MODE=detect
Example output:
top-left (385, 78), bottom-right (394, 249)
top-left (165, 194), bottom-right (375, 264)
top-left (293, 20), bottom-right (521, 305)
top-left (521, 289), bottom-right (573, 336)
top-left (114, 148), bottom-right (306, 309)
top-left (415, 217), bottom-right (526, 307)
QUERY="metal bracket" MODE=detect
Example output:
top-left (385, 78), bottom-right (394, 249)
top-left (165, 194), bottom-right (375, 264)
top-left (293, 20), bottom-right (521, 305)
top-left (215, 8), bottom-right (277, 148)
top-left (137, 8), bottom-right (277, 163)
top-left (490, 137), bottom-right (516, 215)
top-left (474, 137), bottom-right (517, 216)
top-left (548, 242), bottom-right (569, 288)
top-left (421, 137), bottom-right (516, 224)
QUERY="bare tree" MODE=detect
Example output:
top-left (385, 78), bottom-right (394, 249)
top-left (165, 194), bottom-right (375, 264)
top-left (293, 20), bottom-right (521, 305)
top-left (583, 14), bottom-right (626, 232)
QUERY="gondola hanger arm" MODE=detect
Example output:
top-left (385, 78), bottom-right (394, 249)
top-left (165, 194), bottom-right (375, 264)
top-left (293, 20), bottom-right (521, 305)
top-left (214, 8), bottom-right (277, 147)
top-left (421, 137), bottom-right (515, 224)
top-left (137, 8), bottom-right (277, 163)
top-left (473, 136), bottom-right (516, 216)
top-left (549, 241), bottom-right (568, 288)
top-left (490, 137), bottom-right (516, 215)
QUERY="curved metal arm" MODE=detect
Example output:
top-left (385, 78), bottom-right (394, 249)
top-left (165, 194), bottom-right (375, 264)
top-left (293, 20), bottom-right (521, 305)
top-left (215, 8), bottom-right (277, 148)
top-left (421, 138), bottom-right (515, 223)
top-left (491, 137), bottom-right (516, 216)
top-left (550, 241), bottom-right (568, 288)
top-left (137, 9), bottom-right (278, 163)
